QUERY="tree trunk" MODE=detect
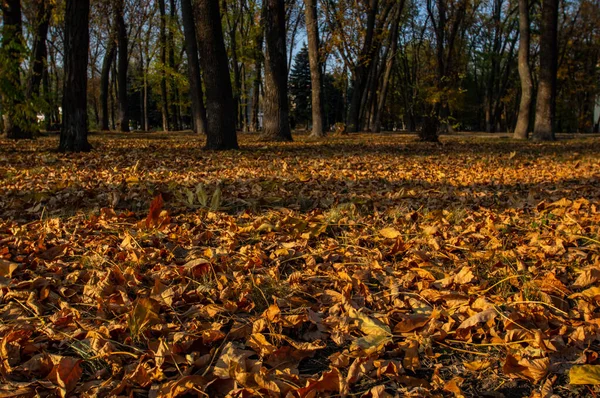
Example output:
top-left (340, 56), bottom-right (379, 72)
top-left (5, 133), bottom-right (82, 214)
top-left (158, 0), bottom-right (170, 131)
top-left (195, 0), bottom-right (238, 149)
top-left (261, 0), bottom-right (292, 141)
top-left (59, 0), bottom-right (91, 152)
top-left (304, 0), bottom-right (325, 138)
top-left (27, 1), bottom-right (52, 100)
top-left (532, 0), bottom-right (558, 141)
top-left (168, 0), bottom-right (180, 131)
top-left (181, 0), bottom-right (207, 135)
top-left (514, 0), bottom-right (532, 139)
top-left (346, 0), bottom-right (378, 133)
top-left (251, 31), bottom-right (264, 133)
top-left (115, 0), bottom-right (129, 132)
top-left (100, 41), bottom-right (116, 131)
top-left (1, 0), bottom-right (31, 139)
top-left (374, 1), bottom-right (404, 133)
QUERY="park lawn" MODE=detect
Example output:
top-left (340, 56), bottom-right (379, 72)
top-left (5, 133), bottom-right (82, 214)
top-left (0, 132), bottom-right (599, 397)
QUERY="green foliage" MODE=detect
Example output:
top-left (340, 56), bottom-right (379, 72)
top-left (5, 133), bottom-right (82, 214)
top-left (289, 45), bottom-right (312, 128)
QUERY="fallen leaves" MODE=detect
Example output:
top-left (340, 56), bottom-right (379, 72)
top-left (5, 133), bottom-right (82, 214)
top-left (0, 134), bottom-right (599, 397)
top-left (570, 365), bottom-right (600, 385)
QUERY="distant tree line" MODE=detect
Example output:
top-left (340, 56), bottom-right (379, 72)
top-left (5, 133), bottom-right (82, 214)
top-left (0, 0), bottom-right (598, 151)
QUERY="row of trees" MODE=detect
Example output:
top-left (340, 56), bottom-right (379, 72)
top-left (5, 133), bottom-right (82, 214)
top-left (1, 0), bottom-right (599, 151)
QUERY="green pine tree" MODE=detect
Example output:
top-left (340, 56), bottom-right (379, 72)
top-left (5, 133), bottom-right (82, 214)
top-left (289, 44), bottom-right (312, 129)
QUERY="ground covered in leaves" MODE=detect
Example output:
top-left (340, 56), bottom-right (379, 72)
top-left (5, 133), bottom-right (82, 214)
top-left (1, 132), bottom-right (600, 397)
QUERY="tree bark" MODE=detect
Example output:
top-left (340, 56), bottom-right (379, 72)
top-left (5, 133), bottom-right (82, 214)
top-left (100, 43), bottom-right (116, 131)
top-left (346, 0), bottom-right (378, 133)
top-left (158, 0), bottom-right (170, 131)
top-left (304, 0), bottom-right (325, 138)
top-left (374, 1), bottom-right (405, 133)
top-left (261, 0), bottom-right (292, 141)
top-left (195, 0), bottom-right (238, 149)
top-left (59, 0), bottom-right (91, 152)
top-left (532, 0), bottom-right (558, 141)
top-left (514, 0), bottom-right (532, 139)
top-left (251, 26), bottom-right (264, 133)
top-left (27, 1), bottom-right (52, 101)
top-left (168, 0), bottom-right (180, 131)
top-left (1, 0), bottom-right (31, 139)
top-left (115, 0), bottom-right (129, 132)
top-left (181, 0), bottom-right (207, 135)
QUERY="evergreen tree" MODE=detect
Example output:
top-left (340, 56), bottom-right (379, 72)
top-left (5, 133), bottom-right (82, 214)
top-left (289, 45), bottom-right (312, 129)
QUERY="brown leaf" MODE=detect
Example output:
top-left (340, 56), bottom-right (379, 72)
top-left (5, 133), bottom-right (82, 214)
top-left (145, 194), bottom-right (164, 228)
top-left (297, 368), bottom-right (341, 398)
top-left (38, 244), bottom-right (68, 261)
top-left (128, 298), bottom-right (160, 337)
top-left (458, 308), bottom-right (497, 330)
top-left (393, 314), bottom-right (430, 333)
top-left (46, 356), bottom-right (83, 398)
top-left (503, 354), bottom-right (549, 383)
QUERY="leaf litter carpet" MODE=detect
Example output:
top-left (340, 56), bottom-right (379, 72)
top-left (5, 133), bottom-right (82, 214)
top-left (0, 133), bottom-right (599, 397)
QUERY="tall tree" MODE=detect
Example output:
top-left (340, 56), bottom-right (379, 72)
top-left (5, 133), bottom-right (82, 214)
top-left (345, 0), bottom-right (379, 133)
top-left (100, 40), bottom-right (116, 131)
top-left (373, 0), bottom-right (405, 133)
top-left (168, 0), bottom-right (180, 131)
top-left (181, 0), bottom-right (207, 135)
top-left (533, 0), bottom-right (559, 141)
top-left (250, 17), bottom-right (265, 133)
top-left (304, 0), bottom-right (325, 138)
top-left (115, 0), bottom-right (129, 132)
top-left (514, 0), bottom-right (533, 139)
top-left (195, 0), bottom-right (238, 149)
top-left (1, 0), bottom-right (31, 139)
top-left (421, 0), bottom-right (470, 142)
top-left (26, 1), bottom-right (53, 100)
top-left (289, 46), bottom-right (312, 128)
top-left (59, 0), bottom-right (91, 152)
top-left (262, 0), bottom-right (293, 141)
top-left (158, 0), bottom-right (170, 131)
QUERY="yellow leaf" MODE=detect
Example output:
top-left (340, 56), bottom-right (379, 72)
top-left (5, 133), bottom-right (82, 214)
top-left (128, 298), bottom-right (160, 337)
top-left (0, 259), bottom-right (18, 278)
top-left (570, 365), bottom-right (600, 385)
top-left (348, 307), bottom-right (391, 337)
top-left (380, 227), bottom-right (401, 239)
top-left (464, 360), bottom-right (492, 371)
top-left (350, 334), bottom-right (391, 355)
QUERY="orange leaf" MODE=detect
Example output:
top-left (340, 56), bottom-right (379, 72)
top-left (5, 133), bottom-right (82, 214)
top-left (145, 194), bottom-right (164, 228)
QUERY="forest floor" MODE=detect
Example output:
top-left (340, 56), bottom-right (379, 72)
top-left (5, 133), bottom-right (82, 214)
top-left (0, 132), bottom-right (599, 397)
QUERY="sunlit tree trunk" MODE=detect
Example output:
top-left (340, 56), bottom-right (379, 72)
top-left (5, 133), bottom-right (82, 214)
top-left (195, 0), bottom-right (238, 149)
top-left (514, 0), bottom-right (532, 139)
top-left (262, 0), bottom-right (292, 141)
top-left (533, 0), bottom-right (558, 141)
top-left (59, 0), bottom-right (91, 152)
